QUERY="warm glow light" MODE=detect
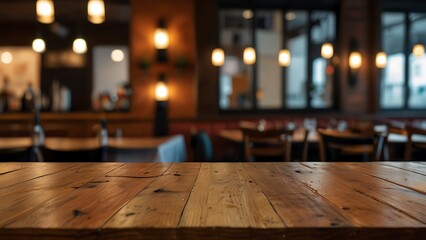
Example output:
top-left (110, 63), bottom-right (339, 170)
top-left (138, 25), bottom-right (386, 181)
top-left (36, 0), bottom-right (54, 24)
top-left (1, 52), bottom-right (13, 64)
top-left (111, 49), bottom-right (124, 62)
top-left (211, 48), bottom-right (225, 66)
top-left (413, 44), bottom-right (425, 57)
top-left (88, 0), bottom-right (105, 24)
top-left (155, 81), bottom-right (169, 101)
top-left (154, 28), bottom-right (169, 49)
top-left (278, 49), bottom-right (291, 67)
top-left (321, 42), bottom-right (334, 59)
top-left (349, 52), bottom-right (362, 69)
top-left (73, 38), bottom-right (87, 54)
top-left (242, 10), bottom-right (253, 19)
top-left (376, 52), bottom-right (387, 68)
top-left (243, 47), bottom-right (256, 65)
top-left (32, 38), bottom-right (46, 53)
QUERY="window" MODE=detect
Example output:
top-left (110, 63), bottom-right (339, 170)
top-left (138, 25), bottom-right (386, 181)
top-left (218, 9), bottom-right (337, 111)
top-left (380, 12), bottom-right (426, 109)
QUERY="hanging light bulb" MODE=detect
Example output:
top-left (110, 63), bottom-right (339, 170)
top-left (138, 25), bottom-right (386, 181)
top-left (349, 52), bottom-right (362, 70)
top-left (278, 49), bottom-right (291, 67)
top-left (321, 42), bottom-right (334, 59)
top-left (211, 48), bottom-right (225, 66)
top-left (36, 0), bottom-right (55, 24)
top-left (1, 52), bottom-right (13, 64)
top-left (88, 0), bottom-right (105, 24)
top-left (376, 52), bottom-right (387, 68)
top-left (413, 44), bottom-right (425, 57)
top-left (243, 47), bottom-right (256, 65)
top-left (32, 38), bottom-right (46, 53)
top-left (73, 38), bottom-right (87, 54)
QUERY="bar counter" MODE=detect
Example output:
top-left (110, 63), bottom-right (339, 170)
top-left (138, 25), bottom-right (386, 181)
top-left (0, 162), bottom-right (425, 239)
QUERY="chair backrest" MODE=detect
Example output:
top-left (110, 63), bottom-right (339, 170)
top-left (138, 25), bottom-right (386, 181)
top-left (317, 128), bottom-right (384, 162)
top-left (404, 125), bottom-right (426, 160)
top-left (192, 131), bottom-right (214, 162)
top-left (381, 122), bottom-right (407, 160)
top-left (242, 128), bottom-right (294, 162)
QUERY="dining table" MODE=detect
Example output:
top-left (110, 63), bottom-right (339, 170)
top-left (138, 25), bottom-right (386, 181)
top-left (0, 161), bottom-right (424, 239)
top-left (0, 135), bottom-right (186, 162)
top-left (218, 128), bottom-right (426, 144)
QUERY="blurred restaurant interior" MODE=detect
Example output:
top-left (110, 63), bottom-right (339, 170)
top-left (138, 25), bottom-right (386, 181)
top-left (0, 0), bottom-right (426, 163)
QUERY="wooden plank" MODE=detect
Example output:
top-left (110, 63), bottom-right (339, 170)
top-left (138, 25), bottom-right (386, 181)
top-left (301, 162), bottom-right (426, 224)
top-left (276, 163), bottom-right (424, 227)
top-left (5, 163), bottom-right (171, 230)
top-left (0, 163), bottom-right (123, 227)
top-left (0, 162), bottom-right (76, 189)
top-left (102, 163), bottom-right (201, 239)
top-left (0, 163), bottom-right (27, 175)
top-left (242, 163), bottom-right (352, 228)
top-left (105, 162), bottom-right (171, 178)
top-left (343, 162), bottom-right (426, 194)
top-left (179, 162), bottom-right (284, 228)
top-left (380, 162), bottom-right (426, 176)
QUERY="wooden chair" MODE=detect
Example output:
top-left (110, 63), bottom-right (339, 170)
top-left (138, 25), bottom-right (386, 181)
top-left (242, 128), bottom-right (294, 162)
top-left (383, 123), bottom-right (407, 161)
top-left (404, 125), bottom-right (426, 160)
top-left (317, 128), bottom-right (384, 162)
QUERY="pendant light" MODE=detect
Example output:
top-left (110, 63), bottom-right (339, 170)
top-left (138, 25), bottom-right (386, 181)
top-left (349, 52), bottom-right (362, 70)
top-left (88, 0), bottom-right (105, 24)
top-left (321, 42), bottom-right (334, 59)
top-left (413, 44), bottom-right (425, 57)
top-left (375, 52), bottom-right (387, 68)
top-left (73, 38), bottom-right (87, 54)
top-left (243, 47), bottom-right (256, 65)
top-left (278, 49), bottom-right (291, 67)
top-left (211, 48), bottom-right (225, 66)
top-left (36, 0), bottom-right (55, 24)
top-left (32, 38), bottom-right (46, 53)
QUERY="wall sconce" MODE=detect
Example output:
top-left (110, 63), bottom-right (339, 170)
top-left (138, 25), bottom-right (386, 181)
top-left (155, 74), bottom-right (169, 102)
top-left (413, 44), bottom-right (425, 57)
top-left (36, 0), bottom-right (55, 24)
top-left (278, 49), bottom-right (291, 67)
top-left (348, 38), bottom-right (361, 87)
top-left (73, 38), bottom-right (87, 54)
top-left (154, 73), bottom-right (169, 136)
top-left (211, 48), bottom-right (225, 66)
top-left (88, 0), bottom-right (105, 24)
top-left (154, 19), bottom-right (169, 62)
top-left (32, 38), bottom-right (46, 53)
top-left (243, 47), bottom-right (256, 65)
top-left (321, 42), bottom-right (334, 59)
top-left (375, 51), bottom-right (387, 68)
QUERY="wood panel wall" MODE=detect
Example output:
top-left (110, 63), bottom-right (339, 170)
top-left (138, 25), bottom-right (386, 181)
top-left (130, 0), bottom-right (197, 120)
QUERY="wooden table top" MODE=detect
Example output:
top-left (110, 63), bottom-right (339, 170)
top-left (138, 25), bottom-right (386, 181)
top-left (0, 162), bottom-right (425, 240)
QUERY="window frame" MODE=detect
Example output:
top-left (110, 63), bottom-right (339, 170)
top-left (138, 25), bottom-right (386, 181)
top-left (216, 6), bottom-right (340, 114)
top-left (378, 0), bottom-right (426, 112)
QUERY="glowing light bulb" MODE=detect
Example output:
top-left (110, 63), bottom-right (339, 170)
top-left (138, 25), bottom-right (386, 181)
top-left (88, 0), bottom-right (105, 24)
top-left (32, 38), bottom-right (46, 53)
top-left (349, 52), bottom-right (362, 70)
top-left (36, 0), bottom-right (54, 24)
top-left (211, 48), bottom-right (225, 66)
top-left (243, 47), bottom-right (256, 65)
top-left (278, 49), bottom-right (291, 67)
top-left (376, 52), bottom-right (387, 68)
top-left (111, 49), bottom-right (124, 62)
top-left (321, 42), bottom-right (334, 59)
top-left (73, 38), bottom-right (87, 54)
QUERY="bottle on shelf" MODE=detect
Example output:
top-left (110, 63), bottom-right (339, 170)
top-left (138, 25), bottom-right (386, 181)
top-left (21, 82), bottom-right (36, 112)
top-left (0, 76), bottom-right (11, 112)
top-left (98, 118), bottom-right (108, 147)
top-left (32, 111), bottom-right (45, 147)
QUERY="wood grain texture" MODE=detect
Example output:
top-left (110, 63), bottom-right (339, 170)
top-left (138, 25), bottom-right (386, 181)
top-left (276, 163), bottom-right (424, 227)
top-left (301, 162), bottom-right (426, 224)
top-left (0, 162), bottom-right (425, 240)
top-left (179, 163), bottom-right (284, 228)
top-left (242, 163), bottom-right (352, 227)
